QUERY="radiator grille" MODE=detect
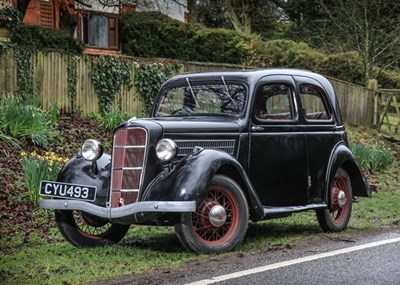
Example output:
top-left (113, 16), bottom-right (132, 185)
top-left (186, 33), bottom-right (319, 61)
top-left (110, 128), bottom-right (147, 208)
top-left (175, 139), bottom-right (235, 157)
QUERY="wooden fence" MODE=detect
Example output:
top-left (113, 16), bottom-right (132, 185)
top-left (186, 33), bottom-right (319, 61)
top-left (0, 49), bottom-right (375, 126)
top-left (377, 89), bottom-right (400, 133)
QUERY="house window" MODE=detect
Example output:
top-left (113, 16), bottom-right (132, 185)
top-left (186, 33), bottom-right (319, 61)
top-left (80, 13), bottom-right (118, 49)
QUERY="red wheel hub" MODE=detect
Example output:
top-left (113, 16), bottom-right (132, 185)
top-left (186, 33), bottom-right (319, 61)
top-left (330, 176), bottom-right (349, 224)
top-left (192, 186), bottom-right (239, 246)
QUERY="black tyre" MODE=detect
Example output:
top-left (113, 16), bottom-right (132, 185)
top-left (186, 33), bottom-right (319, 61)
top-left (316, 168), bottom-right (352, 232)
top-left (175, 174), bottom-right (249, 253)
top-left (55, 210), bottom-right (130, 247)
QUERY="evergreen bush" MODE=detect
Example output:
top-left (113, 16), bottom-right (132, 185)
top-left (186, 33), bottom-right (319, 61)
top-left (9, 24), bottom-right (83, 54)
top-left (320, 52), bottom-right (365, 85)
top-left (250, 39), bottom-right (325, 70)
top-left (120, 12), bottom-right (195, 60)
top-left (120, 12), bottom-right (253, 64)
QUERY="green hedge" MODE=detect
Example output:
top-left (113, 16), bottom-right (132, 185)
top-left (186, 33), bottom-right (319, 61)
top-left (120, 12), bottom-right (253, 64)
top-left (9, 24), bottom-right (83, 54)
top-left (120, 12), bottom-right (196, 60)
top-left (319, 52), bottom-right (365, 85)
top-left (250, 39), bottom-right (325, 70)
top-left (189, 28), bottom-right (254, 64)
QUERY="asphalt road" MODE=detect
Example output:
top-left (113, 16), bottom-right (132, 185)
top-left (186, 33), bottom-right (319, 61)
top-left (88, 229), bottom-right (400, 285)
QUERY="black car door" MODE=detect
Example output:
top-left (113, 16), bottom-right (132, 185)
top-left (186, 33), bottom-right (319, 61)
top-left (249, 75), bottom-right (309, 206)
top-left (293, 75), bottom-right (341, 203)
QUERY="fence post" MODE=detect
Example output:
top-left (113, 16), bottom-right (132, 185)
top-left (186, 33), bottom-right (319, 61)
top-left (368, 79), bottom-right (379, 126)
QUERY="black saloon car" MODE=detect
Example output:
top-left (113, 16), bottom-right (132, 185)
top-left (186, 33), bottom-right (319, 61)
top-left (40, 69), bottom-right (371, 253)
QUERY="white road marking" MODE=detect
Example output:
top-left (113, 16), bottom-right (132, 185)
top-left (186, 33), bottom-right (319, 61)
top-left (185, 237), bottom-right (400, 285)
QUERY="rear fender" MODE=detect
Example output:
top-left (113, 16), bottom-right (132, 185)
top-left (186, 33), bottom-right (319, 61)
top-left (57, 153), bottom-right (112, 207)
top-left (325, 143), bottom-right (371, 203)
top-left (140, 148), bottom-right (264, 217)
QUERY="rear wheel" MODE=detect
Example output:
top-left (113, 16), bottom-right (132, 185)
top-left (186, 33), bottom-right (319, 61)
top-left (175, 175), bottom-right (249, 253)
top-left (55, 210), bottom-right (130, 247)
top-left (316, 168), bottom-right (352, 232)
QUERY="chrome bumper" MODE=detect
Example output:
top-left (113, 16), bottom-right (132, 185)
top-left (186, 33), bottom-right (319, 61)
top-left (40, 199), bottom-right (196, 220)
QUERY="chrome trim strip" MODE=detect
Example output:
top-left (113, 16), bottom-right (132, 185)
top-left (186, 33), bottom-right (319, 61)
top-left (114, 146), bottom-right (146, 149)
top-left (120, 189), bottom-right (139, 192)
top-left (40, 199), bottom-right (196, 219)
top-left (113, 167), bottom-right (143, 171)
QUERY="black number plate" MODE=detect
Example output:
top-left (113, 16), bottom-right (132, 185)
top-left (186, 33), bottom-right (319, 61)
top-left (40, 181), bottom-right (97, 201)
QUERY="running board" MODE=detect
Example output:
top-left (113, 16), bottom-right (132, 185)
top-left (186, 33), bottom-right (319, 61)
top-left (263, 203), bottom-right (327, 217)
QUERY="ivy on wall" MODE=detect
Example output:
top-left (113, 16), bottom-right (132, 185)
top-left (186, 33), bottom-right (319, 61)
top-left (134, 62), bottom-right (182, 115)
top-left (67, 55), bottom-right (79, 113)
top-left (90, 56), bottom-right (133, 115)
top-left (0, 6), bottom-right (22, 30)
top-left (13, 48), bottom-right (36, 100)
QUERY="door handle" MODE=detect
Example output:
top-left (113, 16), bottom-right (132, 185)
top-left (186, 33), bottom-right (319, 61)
top-left (252, 126), bottom-right (264, 131)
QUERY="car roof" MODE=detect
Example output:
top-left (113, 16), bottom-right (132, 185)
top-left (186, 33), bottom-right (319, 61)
top-left (166, 68), bottom-right (336, 100)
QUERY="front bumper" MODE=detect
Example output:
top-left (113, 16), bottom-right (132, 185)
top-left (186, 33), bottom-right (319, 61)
top-left (40, 199), bottom-right (196, 220)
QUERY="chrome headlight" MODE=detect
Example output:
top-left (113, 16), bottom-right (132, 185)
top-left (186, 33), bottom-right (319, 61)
top-left (156, 139), bottom-right (177, 163)
top-left (81, 139), bottom-right (103, 161)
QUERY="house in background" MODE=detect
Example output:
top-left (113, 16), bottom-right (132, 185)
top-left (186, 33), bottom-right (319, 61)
top-left (12, 0), bottom-right (188, 55)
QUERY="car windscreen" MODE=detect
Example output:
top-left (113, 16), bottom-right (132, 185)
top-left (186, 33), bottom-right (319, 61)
top-left (155, 82), bottom-right (246, 117)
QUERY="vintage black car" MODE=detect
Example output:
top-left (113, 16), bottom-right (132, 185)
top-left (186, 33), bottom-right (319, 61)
top-left (40, 69), bottom-right (371, 253)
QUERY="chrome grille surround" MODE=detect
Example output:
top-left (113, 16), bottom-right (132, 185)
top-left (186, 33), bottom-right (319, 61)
top-left (110, 127), bottom-right (148, 208)
top-left (175, 139), bottom-right (236, 158)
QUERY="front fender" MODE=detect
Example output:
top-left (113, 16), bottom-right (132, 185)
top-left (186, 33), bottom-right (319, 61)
top-left (57, 153), bottom-right (112, 207)
top-left (141, 148), bottom-right (264, 217)
top-left (326, 143), bottom-right (371, 202)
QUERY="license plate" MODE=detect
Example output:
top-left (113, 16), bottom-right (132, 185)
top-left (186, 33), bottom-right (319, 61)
top-left (40, 181), bottom-right (97, 201)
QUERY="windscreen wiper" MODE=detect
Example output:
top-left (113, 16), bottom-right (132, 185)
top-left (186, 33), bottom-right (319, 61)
top-left (221, 76), bottom-right (238, 109)
top-left (185, 78), bottom-right (200, 108)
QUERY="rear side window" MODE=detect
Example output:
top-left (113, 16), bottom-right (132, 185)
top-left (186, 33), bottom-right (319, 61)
top-left (254, 84), bottom-right (295, 121)
top-left (299, 84), bottom-right (331, 121)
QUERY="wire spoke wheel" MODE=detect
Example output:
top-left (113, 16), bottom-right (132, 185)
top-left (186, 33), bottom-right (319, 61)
top-left (192, 185), bottom-right (239, 245)
top-left (55, 210), bottom-right (130, 247)
top-left (73, 211), bottom-right (113, 238)
top-left (316, 168), bottom-right (352, 232)
top-left (329, 176), bottom-right (350, 224)
top-left (175, 174), bottom-right (248, 253)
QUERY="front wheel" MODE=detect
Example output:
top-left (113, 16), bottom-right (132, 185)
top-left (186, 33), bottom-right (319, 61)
top-left (316, 168), bottom-right (353, 232)
top-left (175, 174), bottom-right (249, 253)
top-left (55, 210), bottom-right (130, 247)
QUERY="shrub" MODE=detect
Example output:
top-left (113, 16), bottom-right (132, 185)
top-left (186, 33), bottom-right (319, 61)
top-left (0, 6), bottom-right (22, 30)
top-left (120, 12), bottom-right (195, 60)
top-left (190, 28), bottom-right (254, 64)
top-left (0, 96), bottom-right (58, 147)
top-left (9, 24), bottom-right (83, 54)
top-left (121, 12), bottom-right (253, 64)
top-left (252, 39), bottom-right (326, 70)
top-left (375, 68), bottom-right (400, 89)
top-left (20, 151), bottom-right (68, 205)
top-left (350, 144), bottom-right (393, 173)
top-left (320, 52), bottom-right (365, 85)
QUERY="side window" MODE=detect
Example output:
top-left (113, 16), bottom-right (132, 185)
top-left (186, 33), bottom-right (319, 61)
top-left (299, 84), bottom-right (330, 121)
top-left (254, 84), bottom-right (294, 120)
